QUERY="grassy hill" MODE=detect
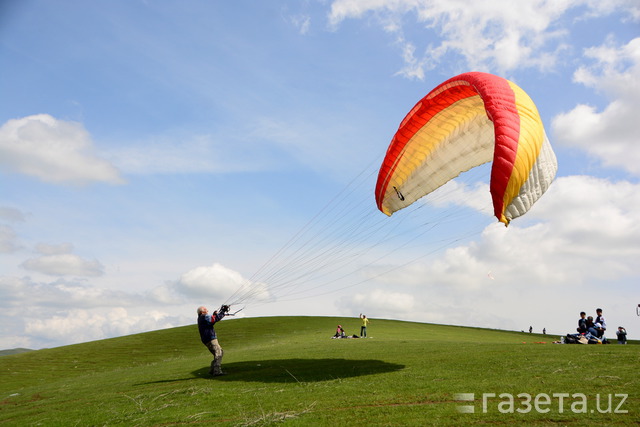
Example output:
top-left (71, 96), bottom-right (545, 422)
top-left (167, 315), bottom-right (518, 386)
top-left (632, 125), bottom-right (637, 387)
top-left (0, 316), bottom-right (637, 426)
top-left (0, 348), bottom-right (32, 357)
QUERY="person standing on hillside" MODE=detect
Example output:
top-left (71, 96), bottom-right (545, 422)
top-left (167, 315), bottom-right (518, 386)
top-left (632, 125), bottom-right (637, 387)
top-left (616, 326), bottom-right (627, 344)
top-left (197, 305), bottom-right (229, 376)
top-left (359, 313), bottom-right (370, 338)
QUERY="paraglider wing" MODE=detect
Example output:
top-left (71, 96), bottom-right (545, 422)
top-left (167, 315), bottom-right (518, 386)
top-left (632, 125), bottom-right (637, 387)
top-left (375, 72), bottom-right (557, 225)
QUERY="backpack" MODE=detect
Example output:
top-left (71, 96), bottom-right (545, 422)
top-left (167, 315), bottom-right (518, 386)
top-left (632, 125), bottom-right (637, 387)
top-left (564, 334), bottom-right (579, 344)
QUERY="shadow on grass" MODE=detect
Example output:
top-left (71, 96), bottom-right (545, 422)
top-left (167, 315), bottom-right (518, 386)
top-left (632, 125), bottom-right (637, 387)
top-left (193, 358), bottom-right (405, 383)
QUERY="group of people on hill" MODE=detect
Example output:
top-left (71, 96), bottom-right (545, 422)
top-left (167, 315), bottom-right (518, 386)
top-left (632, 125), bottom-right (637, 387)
top-left (577, 308), bottom-right (607, 339)
top-left (195, 303), bottom-right (632, 379)
top-left (566, 308), bottom-right (627, 344)
top-left (332, 313), bottom-right (370, 339)
top-left (194, 303), bottom-right (630, 378)
top-left (195, 306), bottom-right (374, 377)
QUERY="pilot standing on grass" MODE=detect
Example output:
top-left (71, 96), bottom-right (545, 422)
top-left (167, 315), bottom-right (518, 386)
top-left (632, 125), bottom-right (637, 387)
top-left (197, 305), bottom-right (229, 376)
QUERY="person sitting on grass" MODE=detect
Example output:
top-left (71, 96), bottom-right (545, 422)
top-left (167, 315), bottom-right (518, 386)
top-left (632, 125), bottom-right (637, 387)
top-left (333, 325), bottom-right (346, 339)
top-left (585, 316), bottom-right (599, 337)
top-left (577, 312), bottom-right (587, 334)
top-left (595, 308), bottom-right (607, 338)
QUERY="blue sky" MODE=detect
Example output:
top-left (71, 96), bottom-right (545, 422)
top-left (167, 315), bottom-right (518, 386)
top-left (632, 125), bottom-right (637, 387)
top-left (1, 0), bottom-right (639, 349)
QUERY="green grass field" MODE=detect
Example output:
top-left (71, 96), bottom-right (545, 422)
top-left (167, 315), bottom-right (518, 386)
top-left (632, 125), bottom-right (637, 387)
top-left (1, 316), bottom-right (637, 426)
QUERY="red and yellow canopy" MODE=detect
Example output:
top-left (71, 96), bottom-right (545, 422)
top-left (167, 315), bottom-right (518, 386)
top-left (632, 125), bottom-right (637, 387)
top-left (375, 72), bottom-right (557, 225)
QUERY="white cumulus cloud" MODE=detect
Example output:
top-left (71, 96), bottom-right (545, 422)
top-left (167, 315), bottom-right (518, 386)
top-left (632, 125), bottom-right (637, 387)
top-left (328, 0), bottom-right (573, 77)
top-left (23, 307), bottom-right (184, 347)
top-left (0, 225), bottom-right (20, 253)
top-left (174, 262), bottom-right (270, 303)
top-left (21, 253), bottom-right (104, 277)
top-left (0, 276), bottom-right (188, 348)
top-left (0, 206), bottom-right (27, 223)
top-left (328, 1), bottom-right (639, 79)
top-left (553, 37), bottom-right (640, 175)
top-left (0, 114), bottom-right (125, 185)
